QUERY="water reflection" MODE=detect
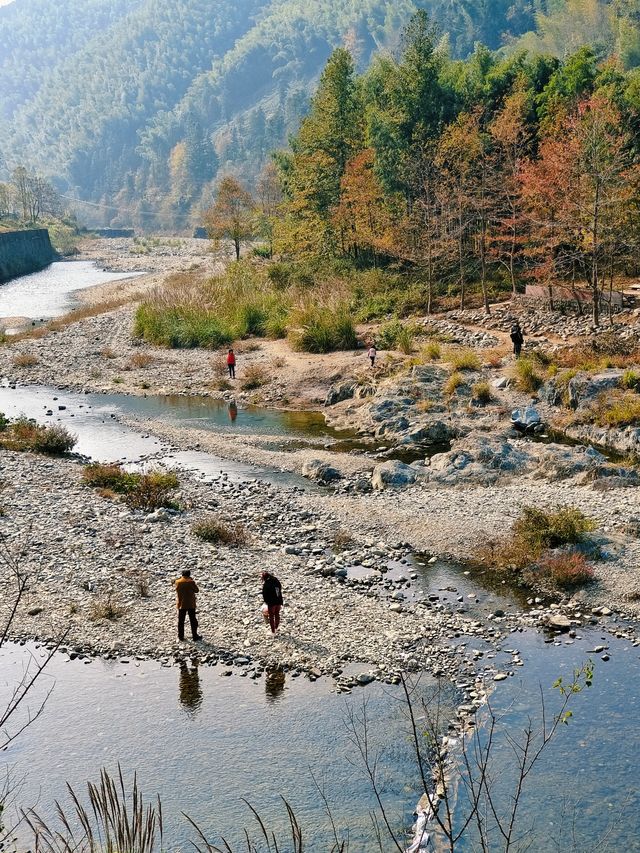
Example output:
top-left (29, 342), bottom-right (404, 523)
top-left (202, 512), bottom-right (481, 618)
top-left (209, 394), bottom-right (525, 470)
top-left (265, 667), bottom-right (286, 703)
top-left (178, 659), bottom-right (203, 716)
top-left (228, 401), bottom-right (238, 423)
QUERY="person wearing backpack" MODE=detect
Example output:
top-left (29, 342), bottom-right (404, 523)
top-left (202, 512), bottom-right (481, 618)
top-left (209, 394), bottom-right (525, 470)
top-left (261, 571), bottom-right (284, 634)
top-left (510, 322), bottom-right (524, 358)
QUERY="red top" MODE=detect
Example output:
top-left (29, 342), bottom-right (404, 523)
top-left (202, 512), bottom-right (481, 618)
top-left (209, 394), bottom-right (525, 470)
top-left (226, 352), bottom-right (236, 365)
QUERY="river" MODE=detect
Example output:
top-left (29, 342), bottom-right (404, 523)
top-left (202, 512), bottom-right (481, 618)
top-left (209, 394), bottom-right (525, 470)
top-left (1, 263), bottom-right (639, 851)
top-left (0, 260), bottom-right (142, 328)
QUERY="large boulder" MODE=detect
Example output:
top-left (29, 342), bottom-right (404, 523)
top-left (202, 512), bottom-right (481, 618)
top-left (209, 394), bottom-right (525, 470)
top-left (301, 458), bottom-right (342, 484)
top-left (371, 460), bottom-right (418, 490)
top-left (427, 433), bottom-right (530, 485)
top-left (324, 381), bottom-right (357, 407)
top-left (399, 420), bottom-right (455, 446)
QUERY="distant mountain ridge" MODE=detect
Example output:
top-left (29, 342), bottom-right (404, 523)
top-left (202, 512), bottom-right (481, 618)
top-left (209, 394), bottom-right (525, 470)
top-left (0, 0), bottom-right (619, 227)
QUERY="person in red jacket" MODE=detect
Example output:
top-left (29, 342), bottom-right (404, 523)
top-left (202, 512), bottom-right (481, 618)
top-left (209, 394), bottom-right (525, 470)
top-left (261, 571), bottom-right (283, 634)
top-left (226, 348), bottom-right (236, 379)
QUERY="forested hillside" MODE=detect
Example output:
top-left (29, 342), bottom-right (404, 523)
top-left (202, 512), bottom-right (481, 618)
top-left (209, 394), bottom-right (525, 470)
top-left (1, 0), bottom-right (639, 228)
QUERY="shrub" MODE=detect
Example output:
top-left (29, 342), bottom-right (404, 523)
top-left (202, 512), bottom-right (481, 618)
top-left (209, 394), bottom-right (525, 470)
top-left (132, 571), bottom-right (151, 598)
top-left (12, 353), bottom-right (39, 367)
top-left (82, 463), bottom-right (139, 493)
top-left (445, 348), bottom-right (481, 371)
top-left (90, 592), bottom-right (124, 621)
top-left (538, 551), bottom-right (595, 589)
top-left (513, 506), bottom-right (595, 552)
top-left (622, 369), bottom-right (640, 391)
top-left (332, 530), bottom-right (354, 552)
top-left (192, 516), bottom-right (248, 546)
top-left (124, 470), bottom-right (180, 512)
top-left (83, 463), bottom-right (179, 511)
top-left (288, 303), bottom-right (357, 353)
top-left (472, 380), bottom-right (493, 404)
top-left (0, 418), bottom-right (76, 454)
top-left (444, 371), bottom-right (465, 396)
top-left (0, 412), bottom-right (8, 432)
top-left (100, 347), bottom-right (116, 359)
top-left (422, 341), bottom-right (441, 361)
top-left (591, 391), bottom-right (640, 427)
top-left (512, 357), bottom-right (543, 392)
top-left (127, 352), bottom-right (155, 369)
top-left (240, 363), bottom-right (269, 391)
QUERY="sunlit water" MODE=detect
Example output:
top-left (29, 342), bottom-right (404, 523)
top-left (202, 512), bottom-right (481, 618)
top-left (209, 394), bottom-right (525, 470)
top-left (0, 260), bottom-right (142, 323)
top-left (0, 646), bottom-right (430, 851)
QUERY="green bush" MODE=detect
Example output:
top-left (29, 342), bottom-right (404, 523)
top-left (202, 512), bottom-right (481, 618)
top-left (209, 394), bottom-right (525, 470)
top-left (0, 417), bottom-right (76, 454)
top-left (622, 368), bottom-right (640, 391)
top-left (82, 463), bottom-right (139, 493)
top-left (288, 304), bottom-right (357, 353)
top-left (83, 463), bottom-right (179, 510)
top-left (512, 357), bottom-right (543, 392)
top-left (124, 470), bottom-right (179, 512)
top-left (513, 506), bottom-right (595, 552)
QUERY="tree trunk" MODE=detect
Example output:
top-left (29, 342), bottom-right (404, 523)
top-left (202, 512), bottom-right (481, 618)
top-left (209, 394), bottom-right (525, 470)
top-left (591, 180), bottom-right (600, 327)
top-left (234, 238), bottom-right (240, 260)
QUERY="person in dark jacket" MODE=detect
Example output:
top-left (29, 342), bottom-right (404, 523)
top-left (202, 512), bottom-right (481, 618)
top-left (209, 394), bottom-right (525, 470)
top-left (173, 569), bottom-right (202, 641)
top-left (261, 571), bottom-right (283, 634)
top-left (510, 322), bottom-right (524, 358)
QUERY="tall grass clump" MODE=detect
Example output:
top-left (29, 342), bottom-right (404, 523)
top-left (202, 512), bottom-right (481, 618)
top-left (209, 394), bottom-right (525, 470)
top-left (445, 348), bottom-right (481, 371)
top-left (590, 391), bottom-right (640, 427)
top-left (192, 516), bottom-right (248, 546)
top-left (288, 302), bottom-right (357, 353)
top-left (134, 263), bottom-right (292, 349)
top-left (512, 356), bottom-right (543, 392)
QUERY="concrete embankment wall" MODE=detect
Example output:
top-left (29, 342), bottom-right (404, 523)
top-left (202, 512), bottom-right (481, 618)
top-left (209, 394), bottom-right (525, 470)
top-left (0, 229), bottom-right (58, 283)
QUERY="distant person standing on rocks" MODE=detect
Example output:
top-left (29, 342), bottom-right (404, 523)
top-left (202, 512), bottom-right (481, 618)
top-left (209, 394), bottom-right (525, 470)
top-left (510, 322), bottom-right (524, 358)
top-left (261, 571), bottom-right (283, 634)
top-left (368, 344), bottom-right (377, 367)
top-left (174, 569), bottom-right (202, 641)
top-left (226, 348), bottom-right (236, 379)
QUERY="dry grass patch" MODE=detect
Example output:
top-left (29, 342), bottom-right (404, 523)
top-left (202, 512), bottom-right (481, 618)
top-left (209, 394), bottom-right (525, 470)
top-left (192, 516), bottom-right (249, 546)
top-left (472, 380), bottom-right (493, 404)
top-left (445, 348), bottom-right (481, 371)
top-left (12, 353), bottom-right (39, 367)
top-left (240, 363), bottom-right (269, 391)
top-left (90, 592), bottom-right (125, 621)
top-left (100, 347), bottom-right (117, 359)
top-left (511, 357), bottom-right (543, 392)
top-left (444, 371), bottom-right (465, 396)
top-left (127, 352), bottom-right (155, 369)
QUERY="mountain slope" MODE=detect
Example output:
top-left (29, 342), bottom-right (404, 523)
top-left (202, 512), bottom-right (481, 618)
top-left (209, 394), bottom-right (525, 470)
top-left (0, 0), bottom-right (564, 227)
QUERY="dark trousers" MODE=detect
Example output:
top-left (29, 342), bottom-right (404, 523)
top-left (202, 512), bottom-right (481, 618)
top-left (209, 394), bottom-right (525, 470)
top-left (178, 608), bottom-right (198, 640)
top-left (514, 342), bottom-right (522, 358)
top-left (228, 364), bottom-right (235, 378)
top-left (267, 604), bottom-right (281, 634)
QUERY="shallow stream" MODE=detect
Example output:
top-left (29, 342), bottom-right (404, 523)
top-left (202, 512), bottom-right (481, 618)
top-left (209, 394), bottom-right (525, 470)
top-left (0, 260), bottom-right (142, 327)
top-left (1, 266), bottom-right (639, 849)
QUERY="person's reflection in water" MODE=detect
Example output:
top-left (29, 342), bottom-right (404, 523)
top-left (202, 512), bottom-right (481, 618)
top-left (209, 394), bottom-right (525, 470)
top-left (265, 666), bottom-right (286, 703)
top-left (178, 658), bottom-right (203, 716)
top-left (228, 401), bottom-right (238, 423)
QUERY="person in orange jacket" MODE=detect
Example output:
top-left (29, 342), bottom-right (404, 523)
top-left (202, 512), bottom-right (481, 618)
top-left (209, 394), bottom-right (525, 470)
top-left (226, 348), bottom-right (236, 379)
top-left (173, 569), bottom-right (202, 641)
